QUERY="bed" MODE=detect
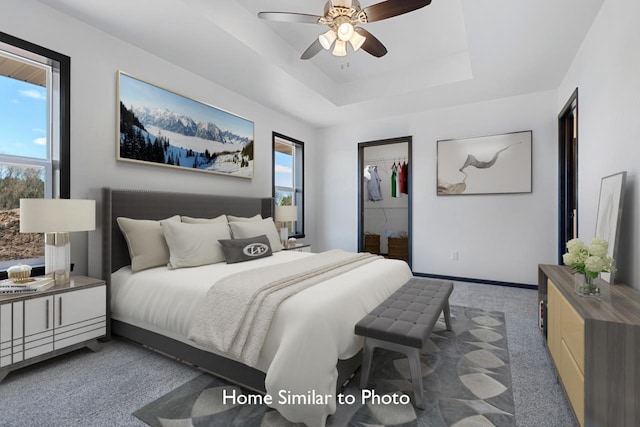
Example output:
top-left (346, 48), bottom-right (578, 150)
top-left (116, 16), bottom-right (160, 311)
top-left (102, 188), bottom-right (413, 426)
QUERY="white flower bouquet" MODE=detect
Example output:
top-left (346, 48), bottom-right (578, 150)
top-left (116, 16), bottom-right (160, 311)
top-left (563, 238), bottom-right (615, 296)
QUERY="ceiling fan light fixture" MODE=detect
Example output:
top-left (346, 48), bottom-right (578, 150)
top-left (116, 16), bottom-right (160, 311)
top-left (337, 22), bottom-right (355, 41)
top-left (319, 29), bottom-right (337, 50)
top-left (332, 40), bottom-right (347, 56)
top-left (349, 31), bottom-right (366, 51)
top-left (332, 0), bottom-right (353, 8)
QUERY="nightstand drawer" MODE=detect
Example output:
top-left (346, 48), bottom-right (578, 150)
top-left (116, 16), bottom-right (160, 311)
top-left (56, 286), bottom-right (106, 328)
top-left (24, 296), bottom-right (54, 336)
top-left (55, 317), bottom-right (105, 343)
top-left (283, 243), bottom-right (311, 252)
top-left (55, 326), bottom-right (105, 349)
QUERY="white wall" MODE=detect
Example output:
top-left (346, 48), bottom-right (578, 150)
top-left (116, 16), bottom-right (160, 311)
top-left (317, 90), bottom-right (558, 285)
top-left (2, 0), bottom-right (317, 278)
top-left (558, 0), bottom-right (640, 291)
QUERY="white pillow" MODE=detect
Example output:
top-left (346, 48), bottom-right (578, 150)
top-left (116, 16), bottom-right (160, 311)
top-left (162, 221), bottom-right (231, 268)
top-left (227, 214), bottom-right (262, 222)
top-left (117, 215), bottom-right (180, 272)
top-left (229, 218), bottom-right (283, 252)
top-left (181, 214), bottom-right (227, 224)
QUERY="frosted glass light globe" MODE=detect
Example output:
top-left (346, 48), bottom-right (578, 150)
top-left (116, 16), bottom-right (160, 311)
top-left (337, 22), bottom-right (355, 41)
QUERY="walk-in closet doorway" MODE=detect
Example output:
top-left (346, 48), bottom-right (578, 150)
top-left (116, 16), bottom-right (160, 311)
top-left (358, 136), bottom-right (412, 269)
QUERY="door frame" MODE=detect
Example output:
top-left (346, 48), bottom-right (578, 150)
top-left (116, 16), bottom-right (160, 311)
top-left (358, 136), bottom-right (413, 269)
top-left (558, 88), bottom-right (579, 264)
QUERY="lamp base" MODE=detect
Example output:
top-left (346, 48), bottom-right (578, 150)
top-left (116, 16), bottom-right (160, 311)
top-left (280, 226), bottom-right (289, 248)
top-left (44, 232), bottom-right (70, 285)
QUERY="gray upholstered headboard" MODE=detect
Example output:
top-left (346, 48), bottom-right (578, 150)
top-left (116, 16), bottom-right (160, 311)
top-left (101, 187), bottom-right (275, 279)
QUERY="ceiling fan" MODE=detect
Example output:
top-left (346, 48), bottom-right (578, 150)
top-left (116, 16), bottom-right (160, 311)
top-left (258, 0), bottom-right (433, 59)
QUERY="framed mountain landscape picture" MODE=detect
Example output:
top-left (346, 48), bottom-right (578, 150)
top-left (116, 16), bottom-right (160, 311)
top-left (117, 71), bottom-right (254, 178)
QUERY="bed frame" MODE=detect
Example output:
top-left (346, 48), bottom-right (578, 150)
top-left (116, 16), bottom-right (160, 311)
top-left (101, 187), bottom-right (361, 393)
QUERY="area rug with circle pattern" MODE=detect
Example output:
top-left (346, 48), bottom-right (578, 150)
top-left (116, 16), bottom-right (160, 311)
top-left (134, 305), bottom-right (514, 426)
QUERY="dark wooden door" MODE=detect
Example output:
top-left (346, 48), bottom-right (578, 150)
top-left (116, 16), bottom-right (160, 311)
top-left (558, 89), bottom-right (578, 263)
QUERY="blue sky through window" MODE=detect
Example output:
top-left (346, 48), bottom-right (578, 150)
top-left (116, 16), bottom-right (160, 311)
top-left (274, 151), bottom-right (292, 188)
top-left (0, 75), bottom-right (47, 159)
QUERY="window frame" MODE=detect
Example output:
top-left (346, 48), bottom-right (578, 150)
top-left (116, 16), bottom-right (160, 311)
top-left (0, 31), bottom-right (71, 278)
top-left (272, 132), bottom-right (304, 239)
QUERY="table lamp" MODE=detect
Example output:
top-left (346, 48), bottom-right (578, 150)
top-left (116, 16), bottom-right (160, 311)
top-left (19, 199), bottom-right (96, 285)
top-left (275, 205), bottom-right (297, 247)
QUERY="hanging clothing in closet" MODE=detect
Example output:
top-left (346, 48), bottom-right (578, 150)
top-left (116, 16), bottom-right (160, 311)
top-left (391, 163), bottom-right (397, 198)
top-left (391, 161), bottom-right (407, 198)
top-left (399, 161), bottom-right (409, 195)
top-left (364, 165), bottom-right (383, 201)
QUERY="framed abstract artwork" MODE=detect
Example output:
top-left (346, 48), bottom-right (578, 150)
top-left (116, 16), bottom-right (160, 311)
top-left (437, 131), bottom-right (532, 195)
top-left (595, 171), bottom-right (626, 284)
top-left (117, 71), bottom-right (254, 178)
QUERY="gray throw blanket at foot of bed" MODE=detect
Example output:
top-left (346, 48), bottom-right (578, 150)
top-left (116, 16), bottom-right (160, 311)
top-left (188, 249), bottom-right (379, 367)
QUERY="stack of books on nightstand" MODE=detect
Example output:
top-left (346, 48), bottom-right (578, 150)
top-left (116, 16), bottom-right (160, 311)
top-left (0, 277), bottom-right (55, 294)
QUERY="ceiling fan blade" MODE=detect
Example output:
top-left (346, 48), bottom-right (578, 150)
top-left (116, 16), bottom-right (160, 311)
top-left (258, 12), bottom-right (323, 24)
top-left (301, 39), bottom-right (324, 60)
top-left (362, 0), bottom-right (432, 23)
top-left (355, 28), bottom-right (388, 57)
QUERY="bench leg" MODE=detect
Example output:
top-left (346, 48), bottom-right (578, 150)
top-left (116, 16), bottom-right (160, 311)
top-left (407, 348), bottom-right (425, 409)
top-left (360, 339), bottom-right (374, 388)
top-left (362, 338), bottom-right (426, 409)
top-left (443, 300), bottom-right (452, 331)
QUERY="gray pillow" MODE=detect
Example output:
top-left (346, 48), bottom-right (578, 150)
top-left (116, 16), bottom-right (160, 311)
top-left (219, 235), bottom-right (273, 264)
top-left (227, 214), bottom-right (262, 222)
top-left (162, 221), bottom-right (231, 269)
top-left (116, 215), bottom-right (180, 272)
top-left (181, 215), bottom-right (227, 224)
top-left (229, 217), bottom-right (283, 252)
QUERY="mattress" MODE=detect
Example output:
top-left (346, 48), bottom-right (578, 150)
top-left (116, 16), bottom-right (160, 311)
top-left (111, 250), bottom-right (413, 426)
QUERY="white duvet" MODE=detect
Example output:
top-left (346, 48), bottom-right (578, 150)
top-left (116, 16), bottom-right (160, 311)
top-left (111, 251), bottom-right (413, 426)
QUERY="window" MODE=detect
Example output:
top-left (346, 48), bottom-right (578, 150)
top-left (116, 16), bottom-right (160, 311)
top-left (273, 132), bottom-right (304, 238)
top-left (0, 32), bottom-right (70, 274)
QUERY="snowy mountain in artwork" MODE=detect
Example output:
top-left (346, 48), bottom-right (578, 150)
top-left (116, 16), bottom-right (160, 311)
top-left (133, 106), bottom-right (251, 146)
top-left (119, 102), bottom-right (253, 177)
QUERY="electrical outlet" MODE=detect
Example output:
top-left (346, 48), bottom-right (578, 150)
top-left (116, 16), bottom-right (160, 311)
top-left (451, 251), bottom-right (459, 261)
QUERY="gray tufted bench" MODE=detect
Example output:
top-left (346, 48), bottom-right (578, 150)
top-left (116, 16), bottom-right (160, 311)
top-left (354, 278), bottom-right (453, 408)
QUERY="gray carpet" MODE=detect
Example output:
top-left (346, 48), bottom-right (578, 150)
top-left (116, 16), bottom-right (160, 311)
top-left (0, 281), bottom-right (576, 427)
top-left (134, 305), bottom-right (515, 426)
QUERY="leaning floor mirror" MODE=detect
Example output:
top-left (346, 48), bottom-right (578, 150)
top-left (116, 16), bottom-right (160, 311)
top-left (595, 171), bottom-right (626, 284)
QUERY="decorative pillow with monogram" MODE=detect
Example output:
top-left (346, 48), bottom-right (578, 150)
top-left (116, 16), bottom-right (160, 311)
top-left (218, 235), bottom-right (273, 264)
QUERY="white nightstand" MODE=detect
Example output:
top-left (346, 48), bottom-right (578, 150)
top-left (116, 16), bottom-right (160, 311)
top-left (282, 242), bottom-right (311, 252)
top-left (0, 275), bottom-right (107, 383)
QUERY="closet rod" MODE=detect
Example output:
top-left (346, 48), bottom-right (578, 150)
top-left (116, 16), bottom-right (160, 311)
top-left (364, 157), bottom-right (408, 163)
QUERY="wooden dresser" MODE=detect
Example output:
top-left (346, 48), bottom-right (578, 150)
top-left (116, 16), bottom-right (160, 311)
top-left (538, 265), bottom-right (640, 427)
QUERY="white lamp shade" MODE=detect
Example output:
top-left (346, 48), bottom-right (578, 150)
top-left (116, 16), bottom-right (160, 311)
top-left (20, 199), bottom-right (96, 233)
top-left (349, 31), bottom-right (366, 51)
top-left (275, 205), bottom-right (298, 222)
top-left (319, 29), bottom-right (337, 50)
top-left (332, 40), bottom-right (347, 57)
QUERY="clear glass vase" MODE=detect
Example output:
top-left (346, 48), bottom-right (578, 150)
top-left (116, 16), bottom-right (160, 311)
top-left (574, 273), bottom-right (600, 298)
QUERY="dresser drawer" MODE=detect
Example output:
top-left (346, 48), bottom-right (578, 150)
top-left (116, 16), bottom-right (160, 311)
top-left (560, 339), bottom-right (585, 427)
top-left (560, 294), bottom-right (585, 374)
top-left (547, 280), bottom-right (561, 363)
